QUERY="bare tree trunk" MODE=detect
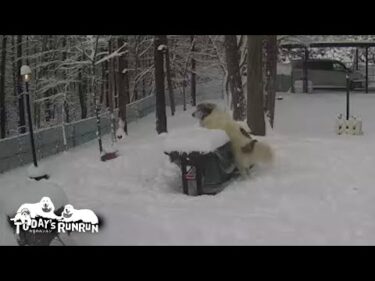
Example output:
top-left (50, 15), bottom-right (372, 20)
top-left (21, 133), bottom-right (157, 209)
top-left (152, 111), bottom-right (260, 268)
top-left (0, 36), bottom-right (7, 138)
top-left (42, 36), bottom-right (53, 123)
top-left (108, 38), bottom-right (117, 141)
top-left (154, 35), bottom-right (167, 134)
top-left (117, 36), bottom-right (129, 134)
top-left (11, 36), bottom-right (18, 128)
top-left (78, 54), bottom-right (87, 119)
top-left (265, 35), bottom-right (277, 128)
top-left (182, 77), bottom-right (186, 111)
top-left (62, 36), bottom-right (70, 123)
top-left (91, 36), bottom-right (104, 154)
top-left (104, 59), bottom-right (109, 107)
top-left (224, 35), bottom-right (246, 121)
top-left (142, 74), bottom-right (146, 98)
top-left (99, 47), bottom-right (106, 105)
top-left (247, 35), bottom-right (265, 136)
top-left (162, 35), bottom-right (175, 116)
top-left (33, 36), bottom-right (41, 128)
top-left (134, 35), bottom-right (139, 101)
top-left (190, 35), bottom-right (196, 106)
top-left (16, 35), bottom-right (26, 134)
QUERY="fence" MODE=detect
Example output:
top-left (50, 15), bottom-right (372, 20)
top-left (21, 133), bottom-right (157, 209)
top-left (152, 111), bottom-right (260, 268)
top-left (0, 78), bottom-right (223, 174)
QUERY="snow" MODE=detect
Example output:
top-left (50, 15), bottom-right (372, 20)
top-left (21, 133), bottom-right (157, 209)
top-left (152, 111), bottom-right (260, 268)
top-left (116, 119), bottom-right (127, 142)
top-left (0, 178), bottom-right (70, 245)
top-left (27, 164), bottom-right (47, 178)
top-left (116, 127), bottom-right (126, 142)
top-left (20, 65), bottom-right (31, 76)
top-left (94, 43), bottom-right (128, 65)
top-left (157, 44), bottom-right (167, 51)
top-left (163, 127), bottom-right (229, 153)
top-left (236, 120), bottom-right (251, 133)
top-left (3, 89), bottom-right (375, 245)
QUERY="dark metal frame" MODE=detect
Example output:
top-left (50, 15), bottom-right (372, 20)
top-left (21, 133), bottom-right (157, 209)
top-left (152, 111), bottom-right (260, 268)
top-left (24, 81), bottom-right (38, 168)
top-left (24, 80), bottom-right (49, 180)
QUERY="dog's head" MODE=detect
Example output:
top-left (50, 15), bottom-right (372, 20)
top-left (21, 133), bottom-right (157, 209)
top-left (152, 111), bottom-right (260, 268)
top-left (62, 204), bottom-right (74, 218)
top-left (192, 103), bottom-right (217, 121)
top-left (40, 197), bottom-right (55, 213)
top-left (20, 208), bottom-right (30, 217)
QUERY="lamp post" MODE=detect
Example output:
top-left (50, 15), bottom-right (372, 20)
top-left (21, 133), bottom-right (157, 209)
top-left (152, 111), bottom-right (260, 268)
top-left (20, 65), bottom-right (49, 180)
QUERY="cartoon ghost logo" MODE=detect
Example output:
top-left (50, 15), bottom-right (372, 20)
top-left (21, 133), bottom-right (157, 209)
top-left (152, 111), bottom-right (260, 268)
top-left (61, 204), bottom-right (98, 224)
top-left (10, 196), bottom-right (59, 222)
top-left (10, 208), bottom-right (32, 226)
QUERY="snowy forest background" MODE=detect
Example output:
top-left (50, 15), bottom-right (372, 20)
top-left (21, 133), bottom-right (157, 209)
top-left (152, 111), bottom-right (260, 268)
top-left (1, 35), bottom-right (375, 140)
top-left (3, 35), bottom-right (375, 245)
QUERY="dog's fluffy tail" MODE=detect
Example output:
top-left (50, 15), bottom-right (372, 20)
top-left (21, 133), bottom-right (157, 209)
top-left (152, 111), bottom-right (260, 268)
top-left (252, 141), bottom-right (274, 164)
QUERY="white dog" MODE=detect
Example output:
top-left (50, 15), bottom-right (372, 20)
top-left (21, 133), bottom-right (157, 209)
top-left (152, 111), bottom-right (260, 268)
top-left (192, 103), bottom-right (274, 176)
top-left (38, 197), bottom-right (59, 219)
top-left (12, 196), bottom-right (59, 221)
top-left (60, 204), bottom-right (98, 224)
top-left (10, 208), bottom-right (32, 226)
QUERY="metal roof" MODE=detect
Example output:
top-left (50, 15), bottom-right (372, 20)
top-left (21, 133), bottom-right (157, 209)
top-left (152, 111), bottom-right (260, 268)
top-left (290, 58), bottom-right (346, 62)
top-left (280, 41), bottom-right (375, 49)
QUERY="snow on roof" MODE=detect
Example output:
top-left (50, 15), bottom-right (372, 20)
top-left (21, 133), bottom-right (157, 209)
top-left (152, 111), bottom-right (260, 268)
top-left (163, 127), bottom-right (229, 153)
top-left (281, 41), bottom-right (375, 48)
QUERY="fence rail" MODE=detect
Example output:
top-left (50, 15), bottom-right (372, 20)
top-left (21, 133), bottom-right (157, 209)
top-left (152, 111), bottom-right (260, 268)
top-left (0, 79), bottom-right (223, 174)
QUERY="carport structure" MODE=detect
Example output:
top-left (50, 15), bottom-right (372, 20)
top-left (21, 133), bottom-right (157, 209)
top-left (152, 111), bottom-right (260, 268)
top-left (280, 41), bottom-right (375, 93)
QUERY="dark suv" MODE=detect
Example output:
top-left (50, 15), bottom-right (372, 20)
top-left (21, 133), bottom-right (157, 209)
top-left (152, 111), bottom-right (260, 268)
top-left (291, 59), bottom-right (365, 90)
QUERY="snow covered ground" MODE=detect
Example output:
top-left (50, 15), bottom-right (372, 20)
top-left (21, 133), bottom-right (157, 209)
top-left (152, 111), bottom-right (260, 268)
top-left (2, 90), bottom-right (375, 245)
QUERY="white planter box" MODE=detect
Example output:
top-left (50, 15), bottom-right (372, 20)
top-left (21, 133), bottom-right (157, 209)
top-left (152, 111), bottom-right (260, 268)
top-left (335, 115), bottom-right (363, 135)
